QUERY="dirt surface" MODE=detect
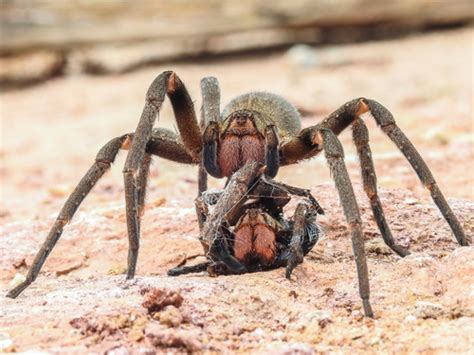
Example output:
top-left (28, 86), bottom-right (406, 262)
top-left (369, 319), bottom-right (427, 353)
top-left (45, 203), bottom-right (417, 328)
top-left (1, 28), bottom-right (473, 353)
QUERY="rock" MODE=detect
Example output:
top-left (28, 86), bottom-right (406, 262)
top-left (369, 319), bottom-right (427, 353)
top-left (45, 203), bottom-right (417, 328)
top-left (55, 261), bottom-right (84, 276)
top-left (141, 288), bottom-right (184, 314)
top-left (47, 185), bottom-right (72, 197)
top-left (8, 273), bottom-right (26, 289)
top-left (157, 306), bottom-right (183, 327)
top-left (105, 345), bottom-right (130, 355)
top-left (0, 51), bottom-right (66, 89)
top-left (365, 239), bottom-right (393, 256)
top-left (270, 341), bottom-right (315, 355)
top-left (127, 328), bottom-right (144, 342)
top-left (107, 265), bottom-right (127, 276)
top-left (404, 315), bottom-right (417, 323)
top-left (250, 327), bottom-right (265, 338)
top-left (233, 323), bottom-right (257, 335)
top-left (0, 332), bottom-right (14, 352)
top-left (286, 44), bottom-right (319, 67)
top-left (414, 301), bottom-right (445, 319)
top-left (289, 310), bottom-right (332, 332)
top-left (145, 323), bottom-right (202, 352)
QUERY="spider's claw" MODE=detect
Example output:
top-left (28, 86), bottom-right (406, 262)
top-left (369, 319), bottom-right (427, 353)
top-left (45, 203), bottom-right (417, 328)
top-left (362, 298), bottom-right (374, 318)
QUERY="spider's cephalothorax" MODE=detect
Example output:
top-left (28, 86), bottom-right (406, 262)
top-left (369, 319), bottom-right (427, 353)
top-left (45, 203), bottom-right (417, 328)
top-left (203, 91), bottom-right (301, 179)
top-left (7, 71), bottom-right (469, 319)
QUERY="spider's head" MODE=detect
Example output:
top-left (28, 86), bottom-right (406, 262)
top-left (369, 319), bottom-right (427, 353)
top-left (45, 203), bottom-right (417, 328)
top-left (224, 110), bottom-right (259, 136)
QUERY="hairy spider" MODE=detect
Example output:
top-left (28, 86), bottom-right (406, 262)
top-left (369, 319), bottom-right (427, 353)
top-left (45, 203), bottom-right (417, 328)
top-left (7, 71), bottom-right (469, 318)
top-left (168, 161), bottom-right (324, 278)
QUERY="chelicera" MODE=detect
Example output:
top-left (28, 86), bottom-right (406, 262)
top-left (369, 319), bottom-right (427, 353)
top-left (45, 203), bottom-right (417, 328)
top-left (7, 71), bottom-right (469, 318)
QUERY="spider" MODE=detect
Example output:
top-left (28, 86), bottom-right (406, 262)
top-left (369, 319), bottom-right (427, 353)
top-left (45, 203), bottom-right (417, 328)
top-left (167, 161), bottom-right (324, 278)
top-left (6, 71), bottom-right (469, 318)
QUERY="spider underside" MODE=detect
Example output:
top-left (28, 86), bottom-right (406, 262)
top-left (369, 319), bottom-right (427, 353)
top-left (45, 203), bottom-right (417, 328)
top-left (6, 71), bottom-right (470, 318)
top-left (168, 161), bottom-right (324, 278)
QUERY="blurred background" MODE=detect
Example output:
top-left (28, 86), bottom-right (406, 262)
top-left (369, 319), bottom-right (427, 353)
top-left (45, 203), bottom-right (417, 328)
top-left (1, 3), bottom-right (474, 352)
top-left (1, 0), bottom-right (473, 221)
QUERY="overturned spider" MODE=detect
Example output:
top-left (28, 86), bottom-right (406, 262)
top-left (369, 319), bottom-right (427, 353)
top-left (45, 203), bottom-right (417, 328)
top-left (168, 161), bottom-right (324, 278)
top-left (7, 71), bottom-right (469, 318)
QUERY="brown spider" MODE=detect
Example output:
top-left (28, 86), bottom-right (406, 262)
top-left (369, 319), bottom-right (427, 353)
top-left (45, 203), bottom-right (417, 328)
top-left (6, 71), bottom-right (469, 318)
top-left (168, 161), bottom-right (324, 279)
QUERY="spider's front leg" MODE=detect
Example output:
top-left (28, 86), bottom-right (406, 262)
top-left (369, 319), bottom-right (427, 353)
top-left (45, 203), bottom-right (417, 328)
top-left (123, 71), bottom-right (202, 279)
top-left (282, 198), bottom-right (322, 279)
top-left (6, 126), bottom-right (197, 298)
top-left (282, 126), bottom-right (373, 317)
top-left (318, 128), bottom-right (373, 317)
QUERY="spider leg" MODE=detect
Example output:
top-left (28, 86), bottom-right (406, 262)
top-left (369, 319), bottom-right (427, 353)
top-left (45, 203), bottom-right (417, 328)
top-left (201, 77), bottom-right (223, 179)
top-left (285, 201), bottom-right (311, 279)
top-left (167, 261), bottom-right (211, 276)
top-left (363, 99), bottom-right (469, 246)
top-left (259, 176), bottom-right (325, 215)
top-left (136, 153), bottom-right (152, 221)
top-left (352, 118), bottom-right (409, 256)
top-left (123, 71), bottom-right (201, 279)
top-left (264, 124), bottom-right (280, 178)
top-left (6, 128), bottom-right (196, 298)
top-left (317, 128), bottom-right (373, 317)
top-left (280, 98), bottom-right (468, 247)
top-left (6, 134), bottom-right (130, 298)
top-left (200, 161), bottom-right (266, 273)
top-left (198, 77), bottom-right (222, 193)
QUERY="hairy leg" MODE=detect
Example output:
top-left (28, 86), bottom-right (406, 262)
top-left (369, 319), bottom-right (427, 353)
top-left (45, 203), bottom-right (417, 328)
top-left (285, 202), bottom-right (308, 278)
top-left (365, 99), bottom-right (469, 246)
top-left (352, 118), bottom-right (409, 256)
top-left (280, 98), bottom-right (468, 247)
top-left (317, 128), bottom-right (373, 317)
top-left (7, 135), bottom-right (130, 298)
top-left (123, 71), bottom-right (201, 279)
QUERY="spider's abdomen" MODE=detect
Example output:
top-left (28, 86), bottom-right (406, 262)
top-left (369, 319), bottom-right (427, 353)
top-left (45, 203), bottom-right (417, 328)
top-left (221, 92), bottom-right (301, 140)
top-left (218, 134), bottom-right (265, 177)
top-left (233, 209), bottom-right (277, 266)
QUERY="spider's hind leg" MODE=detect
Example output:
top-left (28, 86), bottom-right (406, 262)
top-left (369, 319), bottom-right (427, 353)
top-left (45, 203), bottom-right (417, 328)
top-left (352, 118), bottom-right (409, 257)
top-left (6, 134), bottom-right (131, 298)
top-left (123, 71), bottom-right (202, 279)
top-left (362, 99), bottom-right (469, 246)
top-left (318, 128), bottom-right (373, 317)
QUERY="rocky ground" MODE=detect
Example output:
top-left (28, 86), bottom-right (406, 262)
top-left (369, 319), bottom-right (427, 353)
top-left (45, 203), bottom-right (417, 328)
top-left (1, 28), bottom-right (473, 353)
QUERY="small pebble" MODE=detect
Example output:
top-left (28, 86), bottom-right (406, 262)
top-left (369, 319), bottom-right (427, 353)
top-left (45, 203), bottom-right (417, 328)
top-left (414, 301), bottom-right (444, 319)
top-left (8, 273), bottom-right (26, 288)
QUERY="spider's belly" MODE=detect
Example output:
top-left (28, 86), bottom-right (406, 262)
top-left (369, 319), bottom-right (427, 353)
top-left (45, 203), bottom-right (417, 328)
top-left (233, 210), bottom-right (277, 266)
top-left (218, 135), bottom-right (265, 177)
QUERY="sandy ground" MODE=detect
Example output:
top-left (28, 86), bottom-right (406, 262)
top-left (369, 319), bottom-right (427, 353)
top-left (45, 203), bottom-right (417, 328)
top-left (0, 28), bottom-right (473, 353)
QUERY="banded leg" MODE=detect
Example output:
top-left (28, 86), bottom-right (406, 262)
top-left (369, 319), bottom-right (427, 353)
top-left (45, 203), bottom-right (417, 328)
top-left (281, 98), bottom-right (468, 247)
top-left (318, 128), bottom-right (373, 317)
top-left (364, 99), bottom-right (469, 246)
top-left (201, 76), bottom-right (223, 178)
top-left (352, 118), bottom-right (409, 256)
top-left (285, 201), bottom-right (310, 279)
top-left (123, 71), bottom-right (201, 279)
top-left (198, 76), bottom-right (222, 193)
top-left (6, 135), bottom-right (130, 298)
